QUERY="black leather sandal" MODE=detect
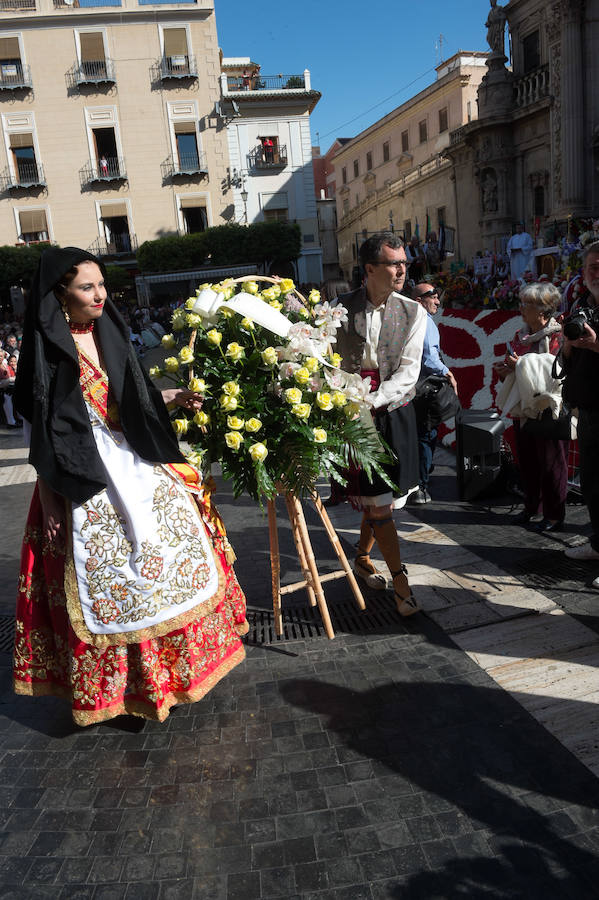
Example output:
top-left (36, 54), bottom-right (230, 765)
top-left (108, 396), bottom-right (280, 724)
top-left (390, 564), bottom-right (420, 617)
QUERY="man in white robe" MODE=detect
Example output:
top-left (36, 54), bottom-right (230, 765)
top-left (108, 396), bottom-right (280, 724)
top-left (507, 223), bottom-right (534, 280)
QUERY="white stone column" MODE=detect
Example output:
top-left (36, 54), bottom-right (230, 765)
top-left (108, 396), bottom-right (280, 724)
top-left (560, 0), bottom-right (584, 210)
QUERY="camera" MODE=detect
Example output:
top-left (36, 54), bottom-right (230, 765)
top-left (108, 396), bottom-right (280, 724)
top-left (563, 305), bottom-right (599, 340)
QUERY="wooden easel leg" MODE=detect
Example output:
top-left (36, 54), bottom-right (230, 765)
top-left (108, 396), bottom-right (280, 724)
top-left (290, 495), bottom-right (335, 639)
top-left (267, 497), bottom-right (283, 636)
top-left (312, 493), bottom-right (367, 611)
top-left (284, 494), bottom-right (317, 607)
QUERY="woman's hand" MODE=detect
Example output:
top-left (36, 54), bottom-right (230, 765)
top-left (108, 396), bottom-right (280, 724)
top-left (38, 478), bottom-right (66, 546)
top-left (504, 353), bottom-right (518, 371)
top-left (161, 388), bottom-right (203, 411)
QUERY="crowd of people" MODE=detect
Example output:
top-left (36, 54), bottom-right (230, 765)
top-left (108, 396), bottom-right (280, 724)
top-left (0, 326), bottom-right (22, 429)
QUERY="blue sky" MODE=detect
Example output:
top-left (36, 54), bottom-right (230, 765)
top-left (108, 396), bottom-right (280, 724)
top-left (216, 0), bottom-right (490, 151)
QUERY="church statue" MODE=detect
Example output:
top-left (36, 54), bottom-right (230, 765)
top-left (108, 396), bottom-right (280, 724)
top-left (486, 0), bottom-right (507, 57)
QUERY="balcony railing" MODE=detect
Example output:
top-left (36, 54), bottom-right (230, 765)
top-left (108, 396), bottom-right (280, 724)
top-left (54, 0), bottom-right (121, 7)
top-left (249, 143), bottom-right (288, 170)
top-left (161, 152), bottom-right (207, 179)
top-left (153, 54), bottom-right (198, 81)
top-left (0, 62), bottom-right (32, 90)
top-left (67, 58), bottom-right (116, 88)
top-left (0, 0), bottom-right (36, 9)
top-left (88, 234), bottom-right (138, 257)
top-left (79, 156), bottom-right (127, 186)
top-left (227, 73), bottom-right (306, 93)
top-left (0, 162), bottom-right (46, 190)
top-left (450, 126), bottom-right (466, 146)
top-left (514, 64), bottom-right (550, 109)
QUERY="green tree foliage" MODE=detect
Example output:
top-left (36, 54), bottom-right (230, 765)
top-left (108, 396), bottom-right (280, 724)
top-left (0, 244), bottom-right (49, 293)
top-left (137, 222), bottom-right (301, 274)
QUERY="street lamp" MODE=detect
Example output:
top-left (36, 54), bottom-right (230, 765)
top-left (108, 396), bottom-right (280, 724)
top-left (240, 187), bottom-right (248, 224)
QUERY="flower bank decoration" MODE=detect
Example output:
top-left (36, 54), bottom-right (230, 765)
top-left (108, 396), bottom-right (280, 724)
top-left (151, 276), bottom-right (391, 502)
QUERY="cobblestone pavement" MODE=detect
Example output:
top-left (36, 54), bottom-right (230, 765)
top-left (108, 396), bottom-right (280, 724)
top-left (2, 425), bottom-right (599, 899)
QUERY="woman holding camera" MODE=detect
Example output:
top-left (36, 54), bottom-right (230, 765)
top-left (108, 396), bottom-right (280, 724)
top-left (495, 282), bottom-right (569, 532)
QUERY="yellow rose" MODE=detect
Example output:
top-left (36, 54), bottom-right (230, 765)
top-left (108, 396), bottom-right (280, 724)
top-left (222, 381), bottom-right (240, 396)
top-left (294, 367), bottom-right (310, 385)
top-left (291, 403), bottom-right (311, 420)
top-left (164, 357), bottom-right (179, 373)
top-left (331, 390), bottom-right (348, 408)
top-left (245, 417), bottom-right (262, 433)
top-left (227, 415), bottom-right (245, 430)
top-left (226, 342), bottom-right (245, 362)
top-left (261, 287), bottom-right (276, 302)
top-left (304, 357), bottom-right (319, 374)
top-left (207, 329), bottom-right (222, 346)
top-left (261, 347), bottom-right (278, 366)
top-left (225, 431), bottom-right (244, 451)
top-left (186, 449), bottom-right (204, 468)
top-left (329, 352), bottom-right (342, 368)
top-left (316, 391), bottom-right (333, 411)
top-left (172, 418), bottom-right (189, 435)
top-left (308, 289), bottom-right (321, 305)
top-left (285, 387), bottom-right (302, 405)
top-left (298, 307), bottom-right (310, 319)
top-left (185, 296), bottom-right (196, 309)
top-left (245, 281), bottom-right (259, 294)
top-left (149, 366), bottom-right (162, 378)
top-left (279, 278), bottom-right (295, 294)
top-left (249, 442), bottom-right (268, 462)
top-left (188, 377), bottom-right (207, 394)
top-left (193, 410), bottom-right (210, 427)
top-left (269, 300), bottom-right (283, 311)
top-left (171, 309), bottom-right (186, 331)
top-left (270, 284), bottom-right (281, 298)
top-left (312, 428), bottom-right (327, 443)
top-left (178, 346), bottom-right (194, 364)
top-left (161, 334), bottom-right (176, 349)
top-left (186, 313), bottom-right (202, 328)
top-left (241, 317), bottom-right (255, 330)
top-left (219, 395), bottom-right (238, 411)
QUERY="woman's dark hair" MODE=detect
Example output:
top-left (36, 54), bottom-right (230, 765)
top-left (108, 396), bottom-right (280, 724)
top-left (55, 264), bottom-right (84, 297)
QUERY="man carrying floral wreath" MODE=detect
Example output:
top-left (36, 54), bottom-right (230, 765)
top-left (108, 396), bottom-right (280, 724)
top-left (336, 233), bottom-right (427, 615)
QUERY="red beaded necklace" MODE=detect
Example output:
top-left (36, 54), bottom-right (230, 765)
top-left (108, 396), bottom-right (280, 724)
top-left (69, 321), bottom-right (95, 334)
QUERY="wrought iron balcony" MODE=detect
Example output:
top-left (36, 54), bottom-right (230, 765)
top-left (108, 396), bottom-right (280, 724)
top-left (79, 156), bottom-right (127, 186)
top-left (0, 62), bottom-right (32, 90)
top-left (514, 64), bottom-right (550, 109)
top-left (249, 143), bottom-right (288, 170)
top-left (67, 58), bottom-right (116, 89)
top-left (0, 0), bottom-right (36, 9)
top-left (161, 152), bottom-right (207, 179)
top-left (0, 162), bottom-right (46, 190)
top-left (227, 73), bottom-right (306, 92)
top-left (153, 54), bottom-right (198, 81)
top-left (87, 234), bottom-right (138, 257)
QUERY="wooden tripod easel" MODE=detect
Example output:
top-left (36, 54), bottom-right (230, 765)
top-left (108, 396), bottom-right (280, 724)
top-left (266, 491), bottom-right (366, 640)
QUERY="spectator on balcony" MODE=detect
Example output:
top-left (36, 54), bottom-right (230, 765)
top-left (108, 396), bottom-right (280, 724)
top-left (262, 137), bottom-right (274, 164)
top-left (241, 68), bottom-right (251, 90)
top-left (99, 155), bottom-right (109, 176)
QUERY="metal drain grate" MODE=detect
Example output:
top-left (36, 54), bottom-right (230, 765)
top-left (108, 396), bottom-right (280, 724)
top-left (245, 592), bottom-right (404, 646)
top-left (511, 556), bottom-right (594, 589)
top-left (0, 615), bottom-right (14, 654)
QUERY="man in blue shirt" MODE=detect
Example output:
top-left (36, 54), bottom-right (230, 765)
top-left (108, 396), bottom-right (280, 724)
top-left (410, 282), bottom-right (458, 503)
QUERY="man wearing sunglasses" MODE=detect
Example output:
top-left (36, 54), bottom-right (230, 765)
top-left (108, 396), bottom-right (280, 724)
top-left (411, 281), bottom-right (458, 504)
top-left (335, 233), bottom-right (427, 616)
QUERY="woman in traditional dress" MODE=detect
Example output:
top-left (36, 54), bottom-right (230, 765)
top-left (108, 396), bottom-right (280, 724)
top-left (12, 247), bottom-right (248, 726)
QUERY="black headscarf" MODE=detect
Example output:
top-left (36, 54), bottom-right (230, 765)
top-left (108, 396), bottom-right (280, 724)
top-left (14, 246), bottom-right (184, 503)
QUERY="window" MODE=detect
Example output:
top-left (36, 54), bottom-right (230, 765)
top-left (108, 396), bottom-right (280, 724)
top-left (522, 30), bottom-right (540, 73)
top-left (99, 202), bottom-right (132, 252)
top-left (343, 197), bottom-right (349, 215)
top-left (262, 191), bottom-right (288, 223)
top-left (264, 208), bottom-right (287, 223)
top-left (10, 132), bottom-right (39, 185)
top-left (401, 130), bottom-right (409, 152)
top-left (383, 140), bottom-right (390, 162)
top-left (17, 208), bottom-right (48, 243)
top-left (438, 107), bottom-right (448, 133)
top-left (162, 27), bottom-right (190, 75)
top-left (174, 122), bottom-right (200, 171)
top-left (180, 198), bottom-right (207, 233)
top-left (467, 101), bottom-right (472, 122)
top-left (404, 220), bottom-right (412, 242)
top-left (534, 185), bottom-right (544, 217)
top-left (437, 207), bottom-right (446, 227)
top-left (366, 151), bottom-right (373, 171)
top-left (0, 35), bottom-right (26, 88)
top-left (78, 31), bottom-right (108, 79)
top-left (341, 166), bottom-right (347, 185)
top-left (419, 120), bottom-right (427, 143)
top-left (259, 135), bottom-right (285, 165)
top-left (91, 126), bottom-right (121, 178)
top-left (353, 159), bottom-right (359, 178)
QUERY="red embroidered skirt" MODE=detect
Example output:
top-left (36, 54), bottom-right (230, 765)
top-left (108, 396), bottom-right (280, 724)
top-left (13, 486), bottom-right (248, 727)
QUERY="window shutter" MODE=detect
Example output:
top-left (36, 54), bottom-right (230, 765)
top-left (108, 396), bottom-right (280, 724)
top-left (100, 203), bottom-right (127, 217)
top-left (19, 209), bottom-right (47, 233)
top-left (163, 28), bottom-right (188, 57)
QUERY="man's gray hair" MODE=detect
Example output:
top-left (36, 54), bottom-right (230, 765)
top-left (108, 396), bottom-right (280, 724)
top-left (582, 240), bottom-right (599, 265)
top-left (359, 232), bottom-right (404, 268)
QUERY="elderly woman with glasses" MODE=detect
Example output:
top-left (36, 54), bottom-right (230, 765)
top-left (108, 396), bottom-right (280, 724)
top-left (494, 282), bottom-right (568, 532)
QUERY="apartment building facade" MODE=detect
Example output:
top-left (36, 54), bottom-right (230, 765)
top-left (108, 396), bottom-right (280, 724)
top-left (0, 0), bottom-right (231, 256)
top-left (332, 53), bottom-right (487, 280)
top-left (219, 57), bottom-right (323, 283)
